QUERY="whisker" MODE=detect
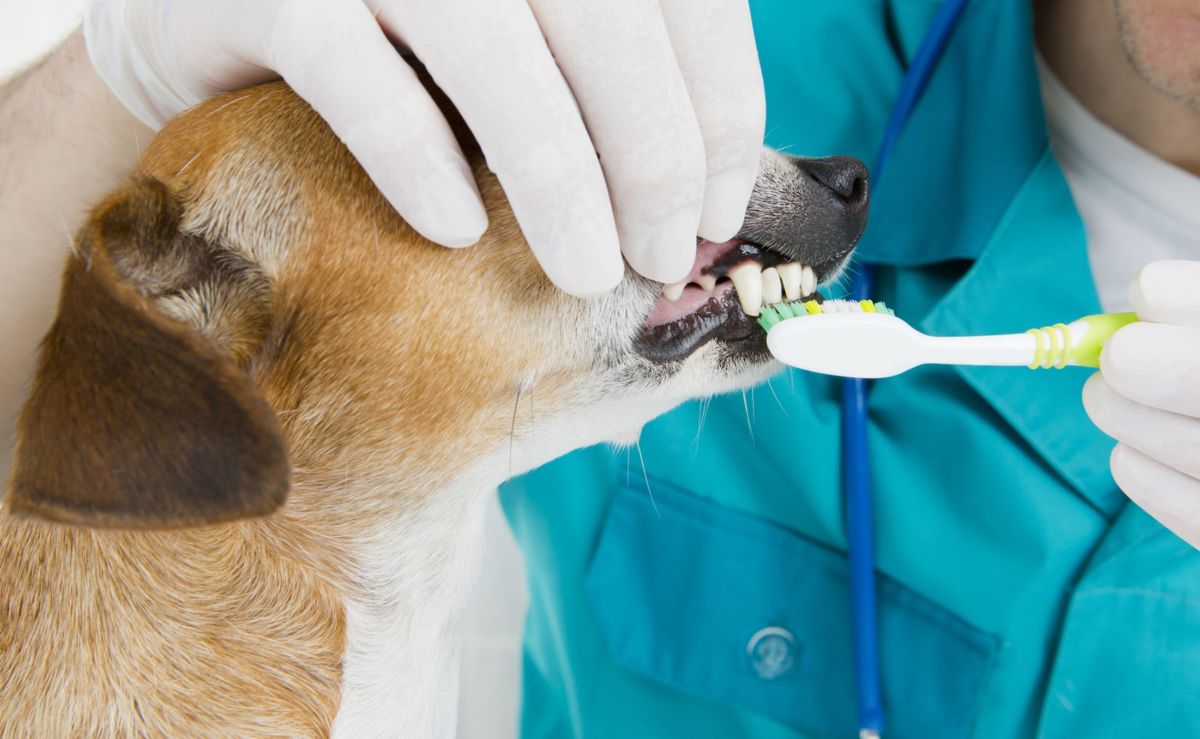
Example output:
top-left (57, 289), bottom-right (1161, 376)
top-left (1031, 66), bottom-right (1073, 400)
top-left (246, 88), bottom-right (283, 113)
top-left (58, 213), bottom-right (77, 257)
top-left (508, 384), bottom-right (523, 478)
top-left (635, 440), bottom-right (660, 519)
top-left (205, 94), bottom-right (251, 117)
top-left (766, 376), bottom-right (789, 416)
top-left (528, 380), bottom-right (535, 440)
top-left (742, 390), bottom-right (755, 444)
top-left (176, 151), bottom-right (202, 177)
top-left (692, 396), bottom-right (711, 450)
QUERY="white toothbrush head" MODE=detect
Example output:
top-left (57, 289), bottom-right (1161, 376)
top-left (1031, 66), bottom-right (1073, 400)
top-left (758, 299), bottom-right (924, 378)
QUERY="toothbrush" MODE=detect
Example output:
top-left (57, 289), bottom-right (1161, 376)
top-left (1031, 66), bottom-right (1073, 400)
top-left (757, 299), bottom-right (1138, 379)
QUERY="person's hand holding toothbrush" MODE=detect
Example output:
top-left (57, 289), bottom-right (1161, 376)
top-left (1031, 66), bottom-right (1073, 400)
top-left (1085, 260), bottom-right (1200, 548)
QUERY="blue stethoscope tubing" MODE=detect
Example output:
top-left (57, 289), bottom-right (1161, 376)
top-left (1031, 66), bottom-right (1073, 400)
top-left (843, 0), bottom-right (969, 736)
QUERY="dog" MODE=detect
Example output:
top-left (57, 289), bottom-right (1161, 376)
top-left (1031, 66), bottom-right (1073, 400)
top-left (0, 80), bottom-right (867, 736)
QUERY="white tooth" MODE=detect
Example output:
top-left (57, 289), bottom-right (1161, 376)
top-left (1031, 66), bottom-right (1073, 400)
top-left (662, 281), bottom-right (687, 301)
top-left (777, 262), bottom-right (803, 301)
top-left (728, 262), bottom-right (763, 316)
top-left (761, 267), bottom-right (783, 305)
top-left (801, 265), bottom-right (817, 297)
top-left (697, 274), bottom-right (717, 291)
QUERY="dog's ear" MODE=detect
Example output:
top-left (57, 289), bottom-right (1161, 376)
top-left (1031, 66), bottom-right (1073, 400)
top-left (5, 177), bottom-right (288, 528)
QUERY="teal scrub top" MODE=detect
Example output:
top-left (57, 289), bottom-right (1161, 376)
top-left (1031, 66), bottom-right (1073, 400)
top-left (499, 1), bottom-right (1200, 737)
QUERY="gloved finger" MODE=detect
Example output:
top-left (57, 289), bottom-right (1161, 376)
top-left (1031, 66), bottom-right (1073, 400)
top-left (658, 0), bottom-right (765, 243)
top-left (1084, 373), bottom-right (1200, 479)
top-left (525, 0), bottom-right (706, 284)
top-left (376, 0), bottom-right (624, 297)
top-left (1130, 260), bottom-right (1200, 326)
top-left (1099, 321), bottom-right (1200, 418)
top-left (1110, 443), bottom-right (1200, 550)
top-left (266, 0), bottom-right (488, 248)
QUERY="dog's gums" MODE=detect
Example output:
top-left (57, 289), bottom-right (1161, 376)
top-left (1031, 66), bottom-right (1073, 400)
top-left (636, 238), bottom-right (837, 364)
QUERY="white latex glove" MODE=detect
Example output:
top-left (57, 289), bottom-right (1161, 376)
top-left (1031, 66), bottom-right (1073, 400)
top-left (1084, 260), bottom-right (1200, 549)
top-left (83, 0), bottom-right (765, 297)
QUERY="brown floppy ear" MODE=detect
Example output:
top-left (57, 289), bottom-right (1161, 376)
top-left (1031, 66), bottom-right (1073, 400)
top-left (5, 177), bottom-right (288, 528)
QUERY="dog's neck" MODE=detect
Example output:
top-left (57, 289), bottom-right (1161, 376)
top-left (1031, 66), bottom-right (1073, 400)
top-left (0, 372), bottom-right (670, 736)
top-left (329, 464), bottom-right (494, 737)
top-left (322, 386), bottom-right (669, 735)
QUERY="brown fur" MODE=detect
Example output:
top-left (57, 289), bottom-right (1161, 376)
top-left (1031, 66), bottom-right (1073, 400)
top-left (8, 177), bottom-right (286, 528)
top-left (1, 83), bottom-right (577, 735)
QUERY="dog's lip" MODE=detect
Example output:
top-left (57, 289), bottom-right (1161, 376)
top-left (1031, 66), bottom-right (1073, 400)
top-left (634, 239), bottom-right (825, 364)
top-left (634, 286), bottom-right (764, 363)
top-left (643, 239), bottom-right (788, 328)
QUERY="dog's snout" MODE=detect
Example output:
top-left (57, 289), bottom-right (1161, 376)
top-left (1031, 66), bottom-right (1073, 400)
top-left (797, 156), bottom-right (869, 212)
top-left (737, 151), bottom-right (871, 270)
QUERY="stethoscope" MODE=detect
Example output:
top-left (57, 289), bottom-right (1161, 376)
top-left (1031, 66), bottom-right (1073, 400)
top-left (843, 0), bottom-right (968, 736)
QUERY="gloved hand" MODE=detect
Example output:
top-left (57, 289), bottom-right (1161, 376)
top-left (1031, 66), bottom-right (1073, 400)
top-left (83, 0), bottom-right (765, 297)
top-left (1084, 260), bottom-right (1200, 549)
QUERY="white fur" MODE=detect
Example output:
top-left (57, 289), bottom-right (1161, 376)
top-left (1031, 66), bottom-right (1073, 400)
top-left (330, 350), bottom-right (778, 736)
top-left (328, 398), bottom-right (660, 737)
top-left (331, 468), bottom-right (491, 738)
top-left (329, 197), bottom-right (785, 735)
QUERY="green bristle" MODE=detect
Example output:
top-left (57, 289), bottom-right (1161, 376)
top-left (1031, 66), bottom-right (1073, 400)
top-left (756, 308), bottom-right (776, 331)
top-left (757, 298), bottom-right (897, 332)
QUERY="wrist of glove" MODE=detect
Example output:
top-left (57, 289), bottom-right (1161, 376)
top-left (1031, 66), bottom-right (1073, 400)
top-left (82, 0), bottom-right (766, 298)
top-left (1084, 259), bottom-right (1200, 548)
top-left (85, 0), bottom-right (177, 127)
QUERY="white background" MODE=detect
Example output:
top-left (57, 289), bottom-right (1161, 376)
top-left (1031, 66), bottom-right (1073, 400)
top-left (0, 2), bottom-right (528, 736)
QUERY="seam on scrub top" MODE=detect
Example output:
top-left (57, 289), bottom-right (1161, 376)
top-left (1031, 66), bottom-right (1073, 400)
top-left (951, 148), bottom-right (1114, 515)
top-left (1070, 502), bottom-right (1200, 586)
top-left (1040, 581), bottom-right (1200, 727)
top-left (614, 482), bottom-right (998, 650)
top-left (935, 150), bottom-right (1114, 519)
top-left (1070, 586), bottom-right (1200, 607)
top-left (615, 482), bottom-right (857, 581)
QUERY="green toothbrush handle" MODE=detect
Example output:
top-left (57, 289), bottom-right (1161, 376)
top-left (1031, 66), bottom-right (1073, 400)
top-left (1026, 312), bottom-right (1139, 369)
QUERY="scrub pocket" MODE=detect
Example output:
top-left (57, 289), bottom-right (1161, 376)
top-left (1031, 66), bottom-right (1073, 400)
top-left (585, 481), bottom-right (1000, 739)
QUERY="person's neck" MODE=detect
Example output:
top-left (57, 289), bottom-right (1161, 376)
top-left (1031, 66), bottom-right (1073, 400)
top-left (1034, 0), bottom-right (1200, 175)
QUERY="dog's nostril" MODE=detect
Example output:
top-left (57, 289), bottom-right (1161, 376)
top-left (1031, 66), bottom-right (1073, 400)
top-left (798, 156), bottom-right (870, 209)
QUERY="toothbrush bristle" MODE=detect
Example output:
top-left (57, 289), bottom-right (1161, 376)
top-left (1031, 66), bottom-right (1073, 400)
top-left (757, 299), bottom-right (894, 331)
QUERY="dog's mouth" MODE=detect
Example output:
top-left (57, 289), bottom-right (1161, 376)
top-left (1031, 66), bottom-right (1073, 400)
top-left (635, 239), bottom-right (839, 364)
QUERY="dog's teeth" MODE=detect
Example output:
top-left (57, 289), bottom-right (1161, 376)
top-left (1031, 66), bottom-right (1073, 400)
top-left (728, 262), bottom-right (763, 317)
top-left (761, 267), bottom-right (783, 305)
top-left (777, 262), bottom-right (803, 301)
top-left (697, 274), bottom-right (717, 291)
top-left (662, 281), bottom-right (687, 301)
top-left (800, 264), bottom-right (817, 297)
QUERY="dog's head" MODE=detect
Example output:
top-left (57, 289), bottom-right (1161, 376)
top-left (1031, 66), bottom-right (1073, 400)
top-left (4, 82), bottom-right (867, 529)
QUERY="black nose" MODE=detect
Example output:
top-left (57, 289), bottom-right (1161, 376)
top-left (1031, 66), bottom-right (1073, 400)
top-left (736, 152), bottom-right (871, 270)
top-left (797, 156), bottom-right (869, 213)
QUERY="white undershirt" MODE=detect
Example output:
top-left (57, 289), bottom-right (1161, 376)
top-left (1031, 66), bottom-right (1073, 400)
top-left (1036, 56), bottom-right (1200, 312)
